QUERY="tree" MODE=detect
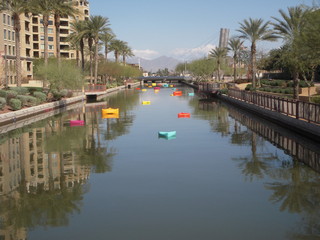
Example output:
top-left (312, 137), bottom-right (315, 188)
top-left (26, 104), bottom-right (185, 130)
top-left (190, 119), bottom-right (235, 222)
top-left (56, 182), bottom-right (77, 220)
top-left (69, 20), bottom-right (87, 71)
top-left (31, 0), bottom-right (54, 67)
top-left (51, 0), bottom-right (79, 65)
top-left (86, 15), bottom-right (110, 84)
top-left (121, 44), bottom-right (134, 65)
top-left (272, 6), bottom-right (309, 99)
top-left (209, 47), bottom-right (228, 81)
top-left (109, 39), bottom-right (126, 63)
top-left (0, 0), bottom-right (29, 86)
top-left (228, 38), bottom-right (244, 81)
top-left (100, 30), bottom-right (115, 62)
top-left (35, 59), bottom-right (84, 93)
top-left (237, 18), bottom-right (278, 89)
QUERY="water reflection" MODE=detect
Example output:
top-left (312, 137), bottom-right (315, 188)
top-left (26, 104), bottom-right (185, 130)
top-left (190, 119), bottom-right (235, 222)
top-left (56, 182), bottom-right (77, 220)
top-left (0, 90), bottom-right (139, 239)
top-left (198, 99), bottom-right (320, 239)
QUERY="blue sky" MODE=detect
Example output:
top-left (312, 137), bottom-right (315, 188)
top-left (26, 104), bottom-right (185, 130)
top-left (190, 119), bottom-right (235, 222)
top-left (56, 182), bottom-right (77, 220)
top-left (90, 0), bottom-right (315, 60)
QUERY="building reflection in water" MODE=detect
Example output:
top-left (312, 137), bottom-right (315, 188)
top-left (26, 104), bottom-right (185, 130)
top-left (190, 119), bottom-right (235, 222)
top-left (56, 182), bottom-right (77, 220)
top-left (198, 99), bottom-right (320, 239)
top-left (0, 105), bottom-right (107, 239)
top-left (0, 89), bottom-right (139, 239)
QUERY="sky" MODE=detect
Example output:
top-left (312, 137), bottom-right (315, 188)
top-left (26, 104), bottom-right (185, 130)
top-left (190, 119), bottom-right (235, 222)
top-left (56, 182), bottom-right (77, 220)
top-left (89, 0), bottom-right (316, 61)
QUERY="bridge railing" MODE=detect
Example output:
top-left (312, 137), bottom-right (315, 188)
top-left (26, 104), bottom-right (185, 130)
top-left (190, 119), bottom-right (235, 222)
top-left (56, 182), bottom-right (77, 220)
top-left (85, 84), bottom-right (106, 92)
top-left (228, 88), bottom-right (320, 124)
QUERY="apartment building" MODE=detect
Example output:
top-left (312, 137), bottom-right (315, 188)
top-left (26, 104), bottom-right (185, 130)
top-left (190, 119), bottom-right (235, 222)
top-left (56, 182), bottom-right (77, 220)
top-left (0, 0), bottom-right (90, 86)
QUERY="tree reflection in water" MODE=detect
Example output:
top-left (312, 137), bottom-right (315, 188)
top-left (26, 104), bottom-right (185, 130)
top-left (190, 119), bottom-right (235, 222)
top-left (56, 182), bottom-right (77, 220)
top-left (196, 99), bottom-right (320, 239)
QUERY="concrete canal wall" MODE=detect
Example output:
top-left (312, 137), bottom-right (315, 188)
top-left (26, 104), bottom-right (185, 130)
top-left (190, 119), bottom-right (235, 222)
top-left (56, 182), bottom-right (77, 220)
top-left (217, 94), bottom-right (320, 142)
top-left (0, 83), bottom-right (140, 130)
top-left (182, 81), bottom-right (320, 141)
top-left (0, 95), bottom-right (85, 128)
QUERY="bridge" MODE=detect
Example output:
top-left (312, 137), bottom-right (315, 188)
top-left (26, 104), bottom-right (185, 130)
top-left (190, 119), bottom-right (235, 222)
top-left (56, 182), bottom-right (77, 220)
top-left (137, 76), bottom-right (193, 83)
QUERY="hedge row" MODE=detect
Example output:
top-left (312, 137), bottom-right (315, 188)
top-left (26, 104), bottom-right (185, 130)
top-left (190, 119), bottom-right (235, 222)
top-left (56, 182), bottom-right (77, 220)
top-left (0, 88), bottom-right (72, 111)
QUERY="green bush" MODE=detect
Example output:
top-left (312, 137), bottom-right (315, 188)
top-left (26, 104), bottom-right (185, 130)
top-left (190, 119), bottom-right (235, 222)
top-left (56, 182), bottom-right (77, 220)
top-left (220, 88), bottom-right (228, 94)
top-left (60, 89), bottom-right (68, 97)
top-left (16, 95), bottom-right (29, 106)
top-left (0, 97), bottom-right (6, 110)
top-left (0, 90), bottom-right (8, 99)
top-left (17, 95), bottom-right (38, 107)
top-left (9, 98), bottom-right (22, 110)
top-left (311, 96), bottom-right (320, 104)
top-left (27, 87), bottom-right (43, 94)
top-left (33, 91), bottom-right (47, 103)
top-left (245, 84), bottom-right (253, 91)
top-left (11, 87), bottom-right (28, 95)
top-left (51, 90), bottom-right (63, 101)
top-left (6, 90), bottom-right (18, 102)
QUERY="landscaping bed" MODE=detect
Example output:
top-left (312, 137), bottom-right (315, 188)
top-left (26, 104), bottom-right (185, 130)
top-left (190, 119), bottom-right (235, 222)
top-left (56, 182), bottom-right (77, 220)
top-left (0, 87), bottom-right (74, 114)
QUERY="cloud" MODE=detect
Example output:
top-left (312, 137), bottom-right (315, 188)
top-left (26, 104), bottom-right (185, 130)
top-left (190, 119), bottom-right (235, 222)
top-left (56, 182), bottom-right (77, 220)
top-left (132, 49), bottom-right (160, 60)
top-left (170, 44), bottom-right (216, 61)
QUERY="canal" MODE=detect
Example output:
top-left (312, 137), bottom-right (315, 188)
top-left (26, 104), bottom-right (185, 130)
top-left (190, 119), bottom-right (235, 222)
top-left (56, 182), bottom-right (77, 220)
top-left (0, 85), bottom-right (320, 240)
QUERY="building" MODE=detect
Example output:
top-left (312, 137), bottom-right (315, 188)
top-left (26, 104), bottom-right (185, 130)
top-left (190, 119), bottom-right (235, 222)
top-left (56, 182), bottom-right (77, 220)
top-left (0, 0), bottom-right (90, 86)
top-left (219, 28), bottom-right (230, 49)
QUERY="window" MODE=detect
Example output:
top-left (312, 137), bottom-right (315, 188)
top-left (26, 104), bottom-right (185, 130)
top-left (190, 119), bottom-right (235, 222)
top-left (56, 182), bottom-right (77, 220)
top-left (3, 14), bottom-right (6, 24)
top-left (48, 36), bottom-right (53, 41)
top-left (8, 30), bottom-right (10, 40)
top-left (40, 44), bottom-right (44, 50)
top-left (40, 35), bottom-right (44, 40)
top-left (12, 32), bottom-right (14, 41)
top-left (12, 46), bottom-right (15, 55)
top-left (3, 29), bottom-right (6, 40)
top-left (48, 45), bottom-right (54, 50)
top-left (40, 19), bottom-right (53, 25)
top-left (7, 15), bottom-right (10, 25)
top-left (48, 28), bottom-right (53, 34)
top-left (8, 46), bottom-right (11, 55)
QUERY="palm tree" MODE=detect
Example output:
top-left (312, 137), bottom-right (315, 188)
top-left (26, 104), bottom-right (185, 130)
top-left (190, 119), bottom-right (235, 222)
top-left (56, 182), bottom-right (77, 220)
top-left (100, 30), bottom-right (115, 62)
top-left (51, 0), bottom-right (79, 64)
top-left (271, 6), bottom-right (308, 99)
top-left (31, 0), bottom-right (55, 67)
top-left (0, 0), bottom-right (29, 86)
top-left (237, 18), bottom-right (278, 89)
top-left (209, 47), bottom-right (228, 81)
top-left (85, 15), bottom-right (110, 84)
top-left (109, 39), bottom-right (126, 63)
top-left (121, 45), bottom-right (134, 65)
top-left (228, 38), bottom-right (244, 81)
top-left (69, 19), bottom-right (86, 71)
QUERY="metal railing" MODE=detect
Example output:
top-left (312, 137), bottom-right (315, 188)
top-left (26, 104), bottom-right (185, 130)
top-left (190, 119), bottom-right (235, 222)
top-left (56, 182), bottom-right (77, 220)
top-left (228, 89), bottom-right (320, 124)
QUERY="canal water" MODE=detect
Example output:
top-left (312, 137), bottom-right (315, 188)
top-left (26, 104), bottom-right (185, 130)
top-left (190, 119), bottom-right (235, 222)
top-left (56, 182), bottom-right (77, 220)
top-left (0, 85), bottom-right (320, 240)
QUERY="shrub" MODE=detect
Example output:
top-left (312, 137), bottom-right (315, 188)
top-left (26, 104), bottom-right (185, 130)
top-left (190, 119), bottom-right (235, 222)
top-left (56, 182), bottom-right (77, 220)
top-left (25, 96), bottom-right (38, 106)
top-left (51, 89), bottom-right (63, 101)
top-left (11, 87), bottom-right (28, 95)
top-left (17, 95), bottom-right (38, 107)
top-left (245, 84), bottom-right (253, 91)
top-left (27, 87), bottom-right (43, 94)
top-left (33, 91), bottom-right (47, 103)
top-left (60, 89), bottom-right (68, 97)
top-left (220, 88), bottom-right (228, 94)
top-left (0, 90), bottom-right (8, 99)
top-left (311, 96), bottom-right (320, 104)
top-left (6, 90), bottom-right (18, 102)
top-left (0, 97), bottom-right (6, 110)
top-left (16, 95), bottom-right (29, 106)
top-left (9, 98), bottom-right (22, 110)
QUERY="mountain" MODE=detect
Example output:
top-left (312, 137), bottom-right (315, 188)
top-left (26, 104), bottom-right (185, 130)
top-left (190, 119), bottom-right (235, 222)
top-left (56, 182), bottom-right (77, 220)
top-left (127, 56), bottom-right (181, 72)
